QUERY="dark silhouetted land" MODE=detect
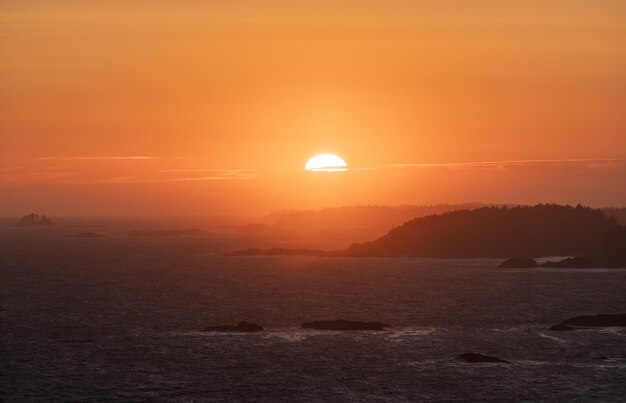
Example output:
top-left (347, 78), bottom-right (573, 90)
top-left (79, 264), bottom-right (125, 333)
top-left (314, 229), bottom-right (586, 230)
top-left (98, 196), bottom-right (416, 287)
top-left (342, 205), bottom-right (616, 258)
top-left (266, 203), bottom-right (485, 231)
top-left (229, 204), bottom-right (623, 259)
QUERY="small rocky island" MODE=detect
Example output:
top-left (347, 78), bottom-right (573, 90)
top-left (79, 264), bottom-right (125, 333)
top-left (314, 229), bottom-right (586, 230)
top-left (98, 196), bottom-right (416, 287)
top-left (301, 320), bottom-right (390, 331)
top-left (203, 321), bottom-right (263, 332)
top-left (16, 213), bottom-right (55, 227)
top-left (549, 314), bottom-right (626, 331)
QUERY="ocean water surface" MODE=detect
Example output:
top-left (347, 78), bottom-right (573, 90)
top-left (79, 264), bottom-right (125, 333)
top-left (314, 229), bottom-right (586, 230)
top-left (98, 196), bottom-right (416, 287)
top-left (2, 229), bottom-right (626, 401)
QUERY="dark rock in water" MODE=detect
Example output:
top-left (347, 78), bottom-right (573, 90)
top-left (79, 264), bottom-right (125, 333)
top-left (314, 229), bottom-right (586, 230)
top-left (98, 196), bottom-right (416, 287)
top-left (549, 314), bottom-right (626, 331)
top-left (69, 232), bottom-right (106, 238)
top-left (203, 321), bottom-right (263, 332)
top-left (301, 319), bottom-right (390, 331)
top-left (456, 353), bottom-right (508, 363)
top-left (498, 257), bottom-right (538, 268)
top-left (542, 226), bottom-right (626, 268)
top-left (541, 255), bottom-right (626, 268)
top-left (594, 356), bottom-right (609, 360)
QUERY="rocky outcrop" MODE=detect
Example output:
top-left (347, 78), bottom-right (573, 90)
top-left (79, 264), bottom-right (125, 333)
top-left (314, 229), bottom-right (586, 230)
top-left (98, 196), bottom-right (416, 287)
top-left (549, 314), bottom-right (626, 331)
top-left (456, 353), bottom-right (508, 363)
top-left (542, 226), bottom-right (626, 268)
top-left (301, 320), bottom-right (390, 331)
top-left (203, 321), bottom-right (263, 332)
top-left (542, 255), bottom-right (626, 268)
top-left (17, 213), bottom-right (55, 227)
top-left (498, 257), bottom-right (538, 268)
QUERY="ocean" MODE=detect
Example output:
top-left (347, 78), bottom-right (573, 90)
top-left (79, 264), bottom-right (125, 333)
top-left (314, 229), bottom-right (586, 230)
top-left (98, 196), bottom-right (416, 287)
top-left (2, 228), bottom-right (626, 401)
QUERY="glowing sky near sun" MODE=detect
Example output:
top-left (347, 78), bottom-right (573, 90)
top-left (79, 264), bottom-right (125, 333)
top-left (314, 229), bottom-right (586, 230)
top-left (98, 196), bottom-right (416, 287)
top-left (1, 1), bottom-right (625, 215)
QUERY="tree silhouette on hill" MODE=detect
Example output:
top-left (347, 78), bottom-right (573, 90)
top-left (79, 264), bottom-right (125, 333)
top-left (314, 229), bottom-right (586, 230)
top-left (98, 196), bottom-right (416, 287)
top-left (341, 204), bottom-right (616, 258)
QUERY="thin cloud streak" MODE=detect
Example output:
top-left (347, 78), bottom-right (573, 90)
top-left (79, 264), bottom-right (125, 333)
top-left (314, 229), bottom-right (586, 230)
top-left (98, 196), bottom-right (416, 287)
top-left (37, 156), bottom-right (157, 161)
top-left (348, 158), bottom-right (626, 171)
top-left (157, 169), bottom-right (255, 173)
top-left (0, 167), bottom-right (258, 186)
top-left (2, 158), bottom-right (623, 186)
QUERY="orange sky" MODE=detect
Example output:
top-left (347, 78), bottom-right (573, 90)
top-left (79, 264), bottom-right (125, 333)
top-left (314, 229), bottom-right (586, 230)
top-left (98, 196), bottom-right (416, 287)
top-left (1, 1), bottom-right (625, 215)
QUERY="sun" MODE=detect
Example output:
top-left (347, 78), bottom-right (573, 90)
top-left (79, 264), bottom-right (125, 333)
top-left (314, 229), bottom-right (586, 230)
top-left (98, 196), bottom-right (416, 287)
top-left (305, 154), bottom-right (348, 172)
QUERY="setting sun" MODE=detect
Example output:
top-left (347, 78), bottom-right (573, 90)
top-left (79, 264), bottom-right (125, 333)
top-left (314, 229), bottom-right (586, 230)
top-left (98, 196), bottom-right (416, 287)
top-left (305, 154), bottom-right (348, 172)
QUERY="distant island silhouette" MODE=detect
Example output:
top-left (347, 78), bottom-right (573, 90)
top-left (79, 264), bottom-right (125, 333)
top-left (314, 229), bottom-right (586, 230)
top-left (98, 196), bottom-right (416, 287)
top-left (228, 205), bottom-right (625, 264)
top-left (264, 204), bottom-right (626, 229)
top-left (341, 205), bottom-right (616, 258)
top-left (265, 203), bottom-right (486, 230)
top-left (16, 213), bottom-right (55, 227)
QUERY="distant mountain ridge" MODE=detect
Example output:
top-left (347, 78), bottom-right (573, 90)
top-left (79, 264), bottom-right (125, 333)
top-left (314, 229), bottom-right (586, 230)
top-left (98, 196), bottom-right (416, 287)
top-left (262, 204), bottom-right (626, 231)
top-left (264, 204), bottom-right (486, 230)
top-left (341, 205), bottom-right (615, 258)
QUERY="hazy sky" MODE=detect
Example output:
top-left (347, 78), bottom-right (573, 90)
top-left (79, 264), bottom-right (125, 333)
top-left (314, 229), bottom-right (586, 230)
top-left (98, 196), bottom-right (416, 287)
top-left (1, 1), bottom-right (625, 215)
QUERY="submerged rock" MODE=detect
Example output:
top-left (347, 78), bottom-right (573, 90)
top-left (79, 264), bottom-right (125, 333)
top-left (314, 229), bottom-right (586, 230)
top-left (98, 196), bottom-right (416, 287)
top-left (549, 314), bottom-right (626, 331)
top-left (203, 321), bottom-right (263, 332)
top-left (498, 257), bottom-right (538, 268)
top-left (456, 353), bottom-right (508, 363)
top-left (301, 319), bottom-right (390, 331)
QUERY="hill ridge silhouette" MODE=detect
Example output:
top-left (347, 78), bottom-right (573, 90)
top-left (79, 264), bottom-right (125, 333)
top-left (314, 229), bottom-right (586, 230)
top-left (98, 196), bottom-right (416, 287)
top-left (340, 204), bottom-right (615, 258)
